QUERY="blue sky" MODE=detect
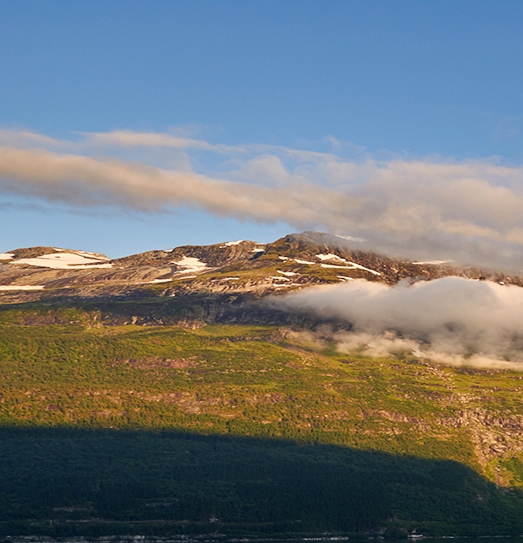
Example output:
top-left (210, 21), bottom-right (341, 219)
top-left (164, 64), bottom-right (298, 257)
top-left (1, 1), bottom-right (523, 266)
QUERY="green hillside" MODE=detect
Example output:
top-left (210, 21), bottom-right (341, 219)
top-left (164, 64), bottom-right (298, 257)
top-left (1, 301), bottom-right (523, 538)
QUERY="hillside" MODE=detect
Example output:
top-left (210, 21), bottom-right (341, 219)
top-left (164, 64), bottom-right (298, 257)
top-left (1, 234), bottom-right (523, 538)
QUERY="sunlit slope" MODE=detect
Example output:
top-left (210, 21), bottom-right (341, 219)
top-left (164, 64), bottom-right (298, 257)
top-left (2, 232), bottom-right (522, 304)
top-left (1, 311), bottom-right (523, 536)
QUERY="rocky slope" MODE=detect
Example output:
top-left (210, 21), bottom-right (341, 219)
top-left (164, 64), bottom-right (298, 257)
top-left (0, 231), bottom-right (521, 304)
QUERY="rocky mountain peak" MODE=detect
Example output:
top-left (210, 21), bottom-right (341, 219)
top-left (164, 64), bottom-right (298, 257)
top-left (0, 232), bottom-right (521, 304)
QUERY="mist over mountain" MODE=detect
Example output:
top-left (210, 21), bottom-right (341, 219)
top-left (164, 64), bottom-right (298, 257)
top-left (2, 231), bottom-right (523, 368)
top-left (273, 277), bottom-right (523, 369)
top-left (3, 231), bottom-right (523, 538)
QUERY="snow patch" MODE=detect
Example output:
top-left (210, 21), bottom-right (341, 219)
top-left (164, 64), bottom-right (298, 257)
top-left (346, 261), bottom-right (381, 276)
top-left (0, 285), bottom-right (44, 291)
top-left (337, 276), bottom-right (354, 282)
top-left (278, 270), bottom-right (298, 277)
top-left (150, 278), bottom-right (173, 284)
top-left (317, 257), bottom-right (381, 276)
top-left (316, 253), bottom-right (350, 264)
top-left (320, 263), bottom-right (353, 269)
top-left (278, 256), bottom-right (317, 265)
top-left (221, 240), bottom-right (244, 247)
top-left (413, 260), bottom-right (451, 265)
top-left (172, 256), bottom-right (208, 274)
top-left (0, 253), bottom-right (14, 260)
top-left (315, 254), bottom-right (380, 275)
top-left (12, 252), bottom-right (112, 269)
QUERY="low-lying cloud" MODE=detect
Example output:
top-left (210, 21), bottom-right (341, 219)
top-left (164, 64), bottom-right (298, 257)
top-left (274, 277), bottom-right (523, 369)
top-left (3, 128), bottom-right (523, 269)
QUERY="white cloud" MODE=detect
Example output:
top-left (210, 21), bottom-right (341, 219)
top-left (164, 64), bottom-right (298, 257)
top-left (274, 278), bottom-right (523, 369)
top-left (0, 128), bottom-right (62, 148)
top-left (82, 130), bottom-right (243, 154)
top-left (2, 128), bottom-right (523, 269)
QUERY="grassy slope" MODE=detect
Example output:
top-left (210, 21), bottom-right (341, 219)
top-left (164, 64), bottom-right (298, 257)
top-left (1, 304), bottom-right (523, 537)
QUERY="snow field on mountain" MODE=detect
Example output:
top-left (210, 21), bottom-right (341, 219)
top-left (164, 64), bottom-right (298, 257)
top-left (11, 251), bottom-right (112, 269)
top-left (278, 254), bottom-right (380, 275)
top-left (316, 254), bottom-right (381, 275)
top-left (172, 256), bottom-right (208, 273)
top-left (220, 240), bottom-right (244, 247)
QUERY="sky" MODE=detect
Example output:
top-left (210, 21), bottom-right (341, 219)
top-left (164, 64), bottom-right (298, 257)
top-left (1, 1), bottom-right (523, 266)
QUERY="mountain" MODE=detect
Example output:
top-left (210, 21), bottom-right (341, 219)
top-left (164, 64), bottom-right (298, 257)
top-left (0, 231), bottom-right (519, 304)
top-left (2, 233), bottom-right (523, 538)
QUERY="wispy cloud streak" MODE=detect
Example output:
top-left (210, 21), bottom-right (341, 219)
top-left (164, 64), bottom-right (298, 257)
top-left (2, 127), bottom-right (523, 268)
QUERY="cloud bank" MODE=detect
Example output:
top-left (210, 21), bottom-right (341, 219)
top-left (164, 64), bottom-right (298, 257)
top-left (274, 278), bottom-right (523, 369)
top-left (2, 128), bottom-right (523, 268)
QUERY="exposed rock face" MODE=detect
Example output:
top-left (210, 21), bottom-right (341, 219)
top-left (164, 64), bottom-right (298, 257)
top-left (1, 232), bottom-right (521, 304)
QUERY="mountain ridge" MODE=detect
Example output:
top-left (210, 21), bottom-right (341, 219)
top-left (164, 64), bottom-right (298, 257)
top-left (0, 232), bottom-right (521, 304)
top-left (2, 233), bottom-right (523, 537)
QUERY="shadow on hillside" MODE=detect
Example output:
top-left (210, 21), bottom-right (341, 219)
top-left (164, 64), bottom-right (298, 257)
top-left (0, 293), bottom-right (343, 329)
top-left (1, 427), bottom-right (522, 538)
